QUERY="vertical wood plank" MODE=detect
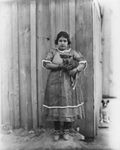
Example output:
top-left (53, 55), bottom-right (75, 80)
top-left (62, 0), bottom-right (69, 32)
top-left (102, 5), bottom-right (111, 96)
top-left (30, 0), bottom-right (38, 129)
top-left (0, 3), bottom-right (4, 125)
top-left (18, 1), bottom-right (32, 129)
top-left (0, 65), bottom-right (2, 125)
top-left (55, 0), bottom-right (63, 34)
top-left (0, 56), bottom-right (1, 125)
top-left (37, 0), bottom-right (43, 127)
top-left (37, 0), bottom-right (50, 126)
top-left (69, 0), bottom-right (75, 49)
top-left (55, 0), bottom-right (69, 35)
top-left (11, 1), bottom-right (20, 128)
top-left (49, 0), bottom-right (56, 47)
top-left (0, 4), bottom-right (4, 124)
top-left (0, 3), bottom-right (12, 126)
top-left (75, 0), bottom-right (94, 138)
top-left (8, 3), bottom-right (15, 128)
top-left (93, 1), bottom-right (102, 135)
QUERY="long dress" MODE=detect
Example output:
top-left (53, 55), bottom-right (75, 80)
top-left (42, 48), bottom-right (87, 122)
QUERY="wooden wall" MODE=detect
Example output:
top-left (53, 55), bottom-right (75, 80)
top-left (93, 1), bottom-right (102, 135)
top-left (101, 0), bottom-right (120, 98)
top-left (0, 0), bottom-right (102, 138)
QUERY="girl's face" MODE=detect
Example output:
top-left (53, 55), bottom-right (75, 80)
top-left (57, 36), bottom-right (68, 51)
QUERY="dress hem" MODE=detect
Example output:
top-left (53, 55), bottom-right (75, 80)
top-left (43, 102), bottom-right (84, 109)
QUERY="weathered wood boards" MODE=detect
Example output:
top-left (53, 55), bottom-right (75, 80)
top-left (0, 0), bottom-right (102, 138)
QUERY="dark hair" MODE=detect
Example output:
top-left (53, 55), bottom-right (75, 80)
top-left (55, 31), bottom-right (71, 45)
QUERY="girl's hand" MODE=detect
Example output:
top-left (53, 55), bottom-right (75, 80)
top-left (58, 63), bottom-right (64, 69)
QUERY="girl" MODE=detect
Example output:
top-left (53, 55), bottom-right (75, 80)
top-left (42, 31), bottom-right (87, 141)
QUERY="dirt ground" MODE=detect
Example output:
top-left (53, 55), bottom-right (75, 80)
top-left (0, 124), bottom-right (115, 150)
top-left (0, 125), bottom-right (88, 150)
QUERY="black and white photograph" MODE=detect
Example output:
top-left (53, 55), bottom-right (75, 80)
top-left (0, 0), bottom-right (120, 149)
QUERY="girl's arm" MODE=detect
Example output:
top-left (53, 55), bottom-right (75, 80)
top-left (42, 49), bottom-right (59, 70)
top-left (73, 50), bottom-right (87, 72)
top-left (42, 60), bottom-right (62, 70)
top-left (69, 51), bottom-right (87, 76)
top-left (42, 49), bottom-right (64, 70)
top-left (44, 61), bottom-right (59, 70)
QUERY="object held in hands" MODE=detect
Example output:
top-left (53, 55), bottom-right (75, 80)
top-left (60, 53), bottom-right (79, 71)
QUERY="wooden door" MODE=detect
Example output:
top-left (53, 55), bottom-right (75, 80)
top-left (37, 0), bottom-right (102, 138)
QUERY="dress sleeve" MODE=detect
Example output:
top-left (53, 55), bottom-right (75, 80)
top-left (73, 50), bottom-right (87, 70)
top-left (42, 49), bottom-right (54, 68)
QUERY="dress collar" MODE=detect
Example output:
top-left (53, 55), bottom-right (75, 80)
top-left (57, 48), bottom-right (71, 53)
